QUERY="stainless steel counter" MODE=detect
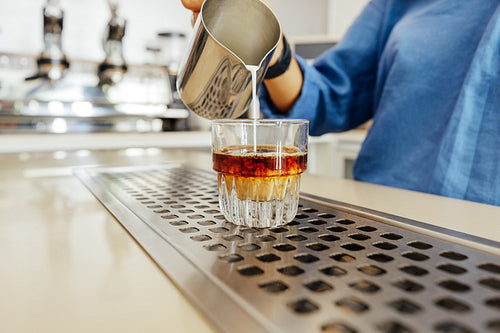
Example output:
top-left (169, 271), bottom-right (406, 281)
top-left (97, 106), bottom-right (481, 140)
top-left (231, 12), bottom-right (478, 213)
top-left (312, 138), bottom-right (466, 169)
top-left (0, 148), bottom-right (498, 332)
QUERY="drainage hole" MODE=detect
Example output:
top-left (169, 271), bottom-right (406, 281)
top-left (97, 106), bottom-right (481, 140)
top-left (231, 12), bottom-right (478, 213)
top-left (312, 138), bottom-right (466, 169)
top-left (258, 280), bottom-right (289, 293)
top-left (147, 205), bottom-right (162, 209)
top-left (170, 204), bottom-right (185, 208)
top-left (218, 253), bottom-right (244, 263)
top-left (478, 263), bottom-right (500, 274)
top-left (179, 227), bottom-right (199, 233)
top-left (330, 253), bottom-right (356, 262)
top-left (399, 265), bottom-right (429, 276)
top-left (402, 251), bottom-right (430, 261)
top-left (286, 220), bottom-right (300, 226)
top-left (306, 242), bottom-right (330, 251)
top-left (349, 280), bottom-right (380, 293)
top-left (179, 209), bottom-right (195, 213)
top-left (487, 320), bottom-right (500, 332)
top-left (223, 234), bottom-right (243, 242)
top-left (203, 243), bottom-right (226, 251)
top-left (341, 243), bottom-right (365, 251)
top-left (358, 264), bottom-right (386, 276)
top-left (256, 235), bottom-right (276, 242)
top-left (208, 227), bottom-right (229, 234)
top-left (294, 253), bottom-right (320, 264)
top-left (436, 263), bottom-right (468, 275)
top-left (190, 235), bottom-right (212, 242)
top-left (407, 241), bottom-right (433, 250)
top-left (318, 213), bottom-right (336, 219)
top-left (237, 243), bottom-right (261, 252)
top-left (327, 226), bottom-right (347, 233)
top-left (479, 277), bottom-right (500, 291)
top-left (434, 297), bottom-right (471, 312)
top-left (153, 209), bottom-right (170, 214)
top-left (238, 265), bottom-right (264, 276)
top-left (240, 227), bottom-right (260, 234)
top-left (437, 280), bottom-right (471, 292)
top-left (357, 225), bottom-right (377, 232)
top-left (439, 251), bottom-right (468, 261)
top-left (170, 220), bottom-right (188, 226)
top-left (377, 321), bottom-right (414, 333)
top-left (299, 226), bottom-right (319, 234)
top-left (319, 234), bottom-right (340, 242)
top-left (319, 265), bottom-right (347, 277)
top-left (434, 321), bottom-right (474, 333)
top-left (269, 226), bottom-right (288, 233)
top-left (308, 219), bottom-right (327, 226)
top-left (391, 279), bottom-right (424, 293)
top-left (380, 232), bottom-right (403, 240)
top-left (161, 214), bottom-right (179, 220)
top-left (273, 243), bottom-right (297, 252)
top-left (294, 213), bottom-right (309, 219)
top-left (372, 241), bottom-right (398, 250)
top-left (336, 218), bottom-right (355, 225)
top-left (197, 220), bottom-right (216, 226)
top-left (387, 298), bottom-right (422, 314)
top-left (367, 253), bottom-right (394, 263)
top-left (203, 209), bottom-right (219, 214)
top-left (277, 265), bottom-right (305, 276)
top-left (485, 297), bottom-right (500, 310)
top-left (288, 299), bottom-right (320, 314)
top-left (348, 233), bottom-right (371, 241)
top-left (304, 280), bottom-right (333, 293)
top-left (301, 208), bottom-right (318, 213)
top-left (286, 234), bottom-right (307, 242)
top-left (187, 214), bottom-right (205, 219)
top-left (256, 253), bottom-right (281, 263)
top-left (321, 322), bottom-right (357, 333)
top-left (335, 297), bottom-right (369, 314)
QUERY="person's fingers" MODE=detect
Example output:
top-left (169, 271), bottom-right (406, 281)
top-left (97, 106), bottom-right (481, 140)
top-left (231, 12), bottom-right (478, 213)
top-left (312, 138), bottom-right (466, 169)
top-left (181, 0), bottom-right (203, 11)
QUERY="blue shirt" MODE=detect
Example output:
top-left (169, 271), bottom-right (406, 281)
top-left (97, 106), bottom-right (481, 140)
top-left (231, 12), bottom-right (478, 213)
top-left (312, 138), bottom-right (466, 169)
top-left (260, 0), bottom-right (500, 206)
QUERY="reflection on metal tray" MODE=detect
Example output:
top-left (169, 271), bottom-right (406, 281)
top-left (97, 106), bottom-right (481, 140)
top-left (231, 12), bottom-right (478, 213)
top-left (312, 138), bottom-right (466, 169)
top-left (76, 164), bottom-right (500, 333)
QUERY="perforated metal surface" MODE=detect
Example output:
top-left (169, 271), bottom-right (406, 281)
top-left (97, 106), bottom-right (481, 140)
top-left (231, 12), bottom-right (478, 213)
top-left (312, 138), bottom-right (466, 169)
top-left (76, 164), bottom-right (500, 333)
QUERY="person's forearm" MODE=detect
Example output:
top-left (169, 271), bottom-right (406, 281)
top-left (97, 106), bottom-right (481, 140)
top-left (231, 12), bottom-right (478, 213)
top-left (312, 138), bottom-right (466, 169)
top-left (263, 39), bottom-right (303, 113)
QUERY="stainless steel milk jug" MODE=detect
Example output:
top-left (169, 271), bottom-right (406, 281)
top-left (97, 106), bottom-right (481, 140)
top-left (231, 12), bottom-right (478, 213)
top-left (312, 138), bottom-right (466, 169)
top-left (176, 0), bottom-right (281, 119)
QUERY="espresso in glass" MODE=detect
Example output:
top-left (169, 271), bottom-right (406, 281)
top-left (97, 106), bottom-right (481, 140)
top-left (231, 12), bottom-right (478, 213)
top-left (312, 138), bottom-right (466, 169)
top-left (211, 120), bottom-right (308, 228)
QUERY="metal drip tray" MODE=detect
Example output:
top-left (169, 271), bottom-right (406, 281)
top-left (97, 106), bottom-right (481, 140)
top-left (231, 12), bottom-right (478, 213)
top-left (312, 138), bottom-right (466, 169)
top-left (76, 164), bottom-right (500, 333)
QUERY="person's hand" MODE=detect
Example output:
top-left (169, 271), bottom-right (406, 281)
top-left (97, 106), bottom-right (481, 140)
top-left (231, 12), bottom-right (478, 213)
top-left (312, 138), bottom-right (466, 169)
top-left (180, 0), bottom-right (203, 26)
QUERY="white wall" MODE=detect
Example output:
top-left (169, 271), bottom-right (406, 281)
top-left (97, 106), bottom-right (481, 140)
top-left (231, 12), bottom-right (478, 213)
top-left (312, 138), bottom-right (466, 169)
top-left (0, 0), bottom-right (368, 65)
top-left (327, 0), bottom-right (370, 40)
top-left (270, 0), bottom-right (328, 36)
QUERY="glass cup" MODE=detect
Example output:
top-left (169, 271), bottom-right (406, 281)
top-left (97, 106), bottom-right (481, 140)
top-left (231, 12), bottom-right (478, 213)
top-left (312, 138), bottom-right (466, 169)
top-left (211, 119), bottom-right (308, 228)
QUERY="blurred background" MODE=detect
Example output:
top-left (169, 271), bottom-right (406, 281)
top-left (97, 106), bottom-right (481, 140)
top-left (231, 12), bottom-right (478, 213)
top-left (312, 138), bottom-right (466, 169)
top-left (0, 0), bottom-right (368, 64)
top-left (0, 0), bottom-right (369, 178)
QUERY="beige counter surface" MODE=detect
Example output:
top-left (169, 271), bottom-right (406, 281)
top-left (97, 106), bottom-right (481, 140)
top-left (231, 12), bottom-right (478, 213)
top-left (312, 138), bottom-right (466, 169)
top-left (1, 148), bottom-right (498, 333)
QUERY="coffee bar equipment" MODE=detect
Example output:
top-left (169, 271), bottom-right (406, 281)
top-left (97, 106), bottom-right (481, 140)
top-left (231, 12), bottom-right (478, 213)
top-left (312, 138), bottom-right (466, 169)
top-left (0, 0), bottom-right (189, 133)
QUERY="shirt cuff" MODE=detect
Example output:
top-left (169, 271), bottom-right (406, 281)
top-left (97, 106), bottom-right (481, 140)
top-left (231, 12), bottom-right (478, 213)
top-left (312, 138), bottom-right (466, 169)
top-left (259, 55), bottom-right (321, 122)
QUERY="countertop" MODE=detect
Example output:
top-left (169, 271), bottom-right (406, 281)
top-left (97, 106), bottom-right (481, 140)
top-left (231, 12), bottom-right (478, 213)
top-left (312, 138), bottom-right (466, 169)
top-left (1, 148), bottom-right (499, 333)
